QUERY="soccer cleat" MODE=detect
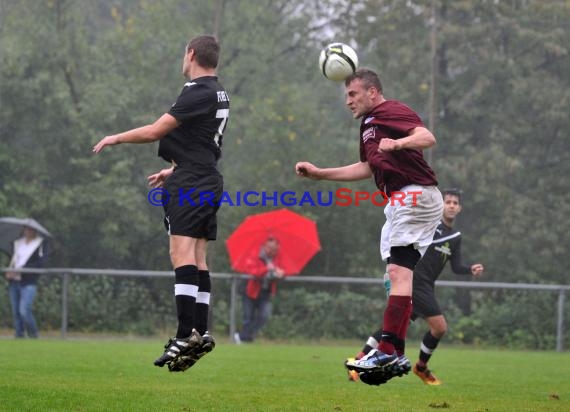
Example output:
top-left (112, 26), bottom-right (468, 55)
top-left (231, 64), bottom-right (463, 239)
top-left (347, 370), bottom-right (360, 382)
top-left (153, 329), bottom-right (203, 368)
top-left (344, 358), bottom-right (360, 382)
top-left (345, 349), bottom-right (399, 373)
top-left (168, 352), bottom-right (199, 372)
top-left (357, 355), bottom-right (410, 386)
top-left (359, 369), bottom-right (391, 386)
top-left (413, 364), bottom-right (442, 385)
top-left (200, 331), bottom-right (216, 354)
top-left (394, 355), bottom-right (412, 377)
top-left (168, 331), bottom-right (216, 372)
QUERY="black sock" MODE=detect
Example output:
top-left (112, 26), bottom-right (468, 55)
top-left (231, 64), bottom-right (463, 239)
top-left (174, 265), bottom-right (199, 338)
top-left (394, 337), bottom-right (405, 357)
top-left (360, 330), bottom-right (383, 357)
top-left (419, 331), bottom-right (440, 365)
top-left (195, 270), bottom-right (211, 335)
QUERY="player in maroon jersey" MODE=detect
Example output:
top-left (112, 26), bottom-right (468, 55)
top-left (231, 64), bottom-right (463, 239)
top-left (349, 188), bottom-right (484, 385)
top-left (296, 68), bottom-right (443, 385)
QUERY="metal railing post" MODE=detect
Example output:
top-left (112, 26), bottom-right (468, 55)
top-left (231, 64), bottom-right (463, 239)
top-left (61, 272), bottom-right (69, 339)
top-left (556, 289), bottom-right (566, 352)
top-left (229, 275), bottom-right (238, 342)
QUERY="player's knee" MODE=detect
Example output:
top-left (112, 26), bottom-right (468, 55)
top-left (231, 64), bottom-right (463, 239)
top-left (389, 245), bottom-right (421, 270)
top-left (195, 240), bottom-right (208, 268)
top-left (436, 325), bottom-right (447, 337)
top-left (169, 248), bottom-right (180, 266)
top-left (433, 321), bottom-right (447, 338)
top-left (170, 246), bottom-right (190, 268)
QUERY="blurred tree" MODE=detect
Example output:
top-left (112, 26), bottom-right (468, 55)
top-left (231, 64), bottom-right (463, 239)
top-left (1, 0), bottom-right (568, 344)
top-left (0, 0), bottom-right (568, 285)
top-left (348, 0), bottom-right (570, 284)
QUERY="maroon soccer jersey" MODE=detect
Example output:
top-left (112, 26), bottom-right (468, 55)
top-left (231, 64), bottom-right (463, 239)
top-left (359, 100), bottom-right (437, 195)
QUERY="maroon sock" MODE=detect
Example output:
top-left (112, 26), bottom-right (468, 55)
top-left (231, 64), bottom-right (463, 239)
top-left (379, 295), bottom-right (412, 355)
top-left (395, 300), bottom-right (413, 356)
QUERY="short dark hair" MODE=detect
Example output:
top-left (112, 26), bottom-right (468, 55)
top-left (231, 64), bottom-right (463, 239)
top-left (443, 188), bottom-right (462, 203)
top-left (187, 35), bottom-right (220, 69)
top-left (345, 68), bottom-right (383, 94)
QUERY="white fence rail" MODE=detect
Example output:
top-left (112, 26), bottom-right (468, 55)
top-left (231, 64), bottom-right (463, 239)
top-left (2, 267), bottom-right (568, 351)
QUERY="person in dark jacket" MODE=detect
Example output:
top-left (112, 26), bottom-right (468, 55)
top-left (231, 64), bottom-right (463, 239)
top-left (5, 226), bottom-right (50, 338)
top-left (410, 188), bottom-right (483, 384)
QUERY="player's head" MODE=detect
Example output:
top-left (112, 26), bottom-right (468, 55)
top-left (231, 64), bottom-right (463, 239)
top-left (443, 188), bottom-right (462, 203)
top-left (183, 35), bottom-right (220, 76)
top-left (344, 68), bottom-right (384, 118)
top-left (345, 69), bottom-right (383, 94)
top-left (442, 188), bottom-right (462, 224)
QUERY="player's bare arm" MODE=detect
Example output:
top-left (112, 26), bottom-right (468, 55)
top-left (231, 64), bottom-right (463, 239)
top-left (296, 161), bottom-right (372, 181)
top-left (378, 127), bottom-right (436, 152)
top-left (92, 113), bottom-right (179, 153)
top-left (147, 166), bottom-right (175, 188)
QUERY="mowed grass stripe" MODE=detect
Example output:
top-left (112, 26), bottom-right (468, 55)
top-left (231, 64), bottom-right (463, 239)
top-left (0, 340), bottom-right (568, 411)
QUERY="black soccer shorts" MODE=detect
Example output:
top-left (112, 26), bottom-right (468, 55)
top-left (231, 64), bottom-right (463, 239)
top-left (411, 281), bottom-right (443, 320)
top-left (163, 168), bottom-right (223, 240)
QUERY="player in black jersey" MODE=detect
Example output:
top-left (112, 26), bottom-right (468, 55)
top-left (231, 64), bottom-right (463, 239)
top-left (93, 35), bottom-right (229, 372)
top-left (411, 188), bottom-right (483, 384)
top-left (347, 189), bottom-right (483, 385)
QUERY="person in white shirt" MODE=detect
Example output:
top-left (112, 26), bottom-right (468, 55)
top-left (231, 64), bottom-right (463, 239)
top-left (5, 226), bottom-right (49, 338)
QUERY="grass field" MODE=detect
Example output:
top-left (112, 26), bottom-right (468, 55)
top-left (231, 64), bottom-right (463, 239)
top-left (1, 338), bottom-right (568, 411)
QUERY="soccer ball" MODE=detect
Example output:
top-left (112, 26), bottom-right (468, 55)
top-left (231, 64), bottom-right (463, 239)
top-left (319, 43), bottom-right (359, 82)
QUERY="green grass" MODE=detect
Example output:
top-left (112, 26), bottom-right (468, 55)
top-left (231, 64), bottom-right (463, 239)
top-left (0, 338), bottom-right (568, 411)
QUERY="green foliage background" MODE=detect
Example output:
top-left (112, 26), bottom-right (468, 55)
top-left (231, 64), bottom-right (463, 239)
top-left (1, 0), bottom-right (569, 348)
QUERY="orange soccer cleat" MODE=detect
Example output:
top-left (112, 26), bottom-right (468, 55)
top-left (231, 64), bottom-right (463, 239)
top-left (345, 357), bottom-right (360, 382)
top-left (413, 364), bottom-right (442, 385)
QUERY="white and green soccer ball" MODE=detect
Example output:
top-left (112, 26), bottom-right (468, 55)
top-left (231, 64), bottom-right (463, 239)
top-left (319, 42), bottom-right (359, 82)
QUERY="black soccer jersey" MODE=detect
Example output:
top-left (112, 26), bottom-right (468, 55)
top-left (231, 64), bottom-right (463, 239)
top-left (158, 76), bottom-right (230, 169)
top-left (413, 221), bottom-right (472, 284)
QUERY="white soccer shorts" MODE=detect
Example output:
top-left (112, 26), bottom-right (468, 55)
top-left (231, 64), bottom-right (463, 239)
top-left (379, 185), bottom-right (443, 261)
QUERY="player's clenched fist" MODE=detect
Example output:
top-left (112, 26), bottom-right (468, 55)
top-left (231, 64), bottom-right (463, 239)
top-left (295, 162), bottom-right (321, 180)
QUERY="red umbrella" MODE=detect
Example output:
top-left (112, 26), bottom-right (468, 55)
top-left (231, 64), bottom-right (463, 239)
top-left (226, 209), bottom-right (321, 275)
